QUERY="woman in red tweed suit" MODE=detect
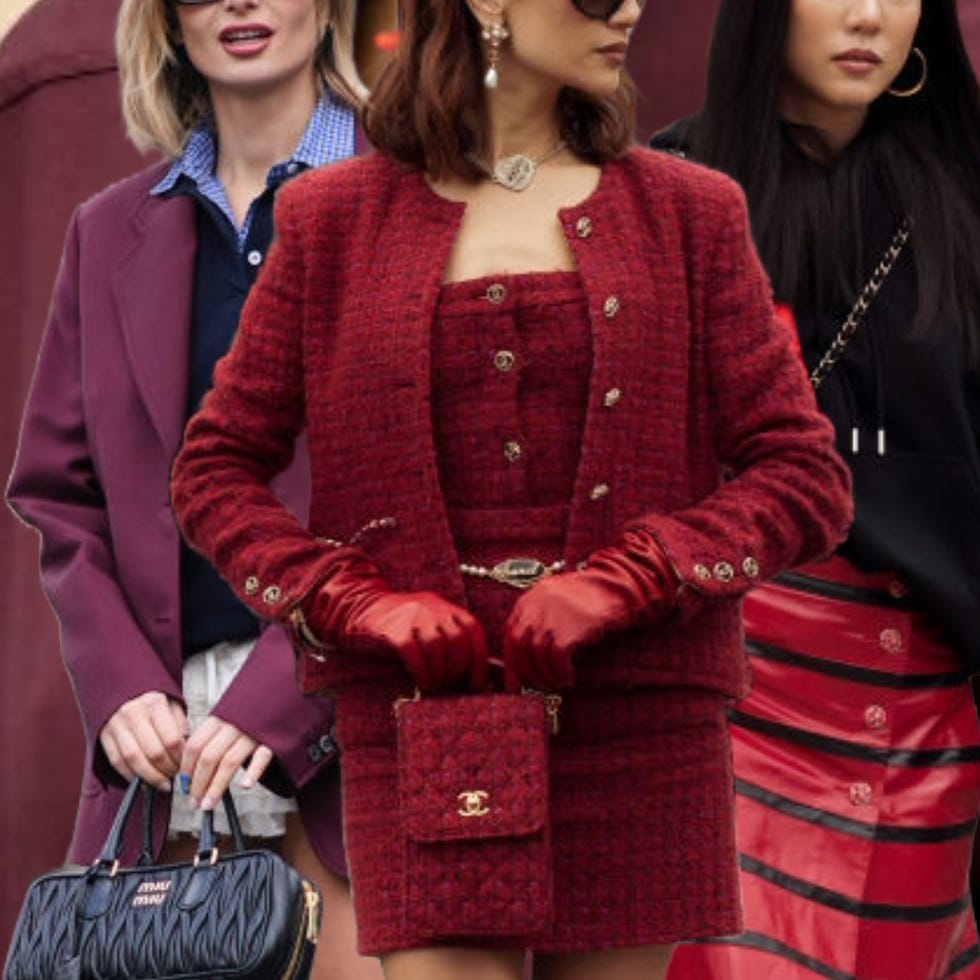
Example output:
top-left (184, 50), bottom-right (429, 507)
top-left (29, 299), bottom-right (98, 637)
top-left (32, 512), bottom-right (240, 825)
top-left (170, 0), bottom-right (853, 976)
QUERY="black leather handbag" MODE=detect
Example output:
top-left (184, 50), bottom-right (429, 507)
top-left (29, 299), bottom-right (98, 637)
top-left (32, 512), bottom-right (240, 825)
top-left (3, 778), bottom-right (321, 980)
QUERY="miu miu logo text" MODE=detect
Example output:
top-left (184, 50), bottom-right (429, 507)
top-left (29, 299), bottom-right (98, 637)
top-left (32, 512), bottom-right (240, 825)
top-left (132, 880), bottom-right (172, 907)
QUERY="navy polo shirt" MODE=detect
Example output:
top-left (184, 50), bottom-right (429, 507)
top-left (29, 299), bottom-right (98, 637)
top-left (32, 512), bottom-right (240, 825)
top-left (153, 96), bottom-right (355, 656)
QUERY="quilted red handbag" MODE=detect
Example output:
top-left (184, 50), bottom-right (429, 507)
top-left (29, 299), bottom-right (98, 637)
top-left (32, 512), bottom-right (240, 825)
top-left (395, 691), bottom-right (558, 942)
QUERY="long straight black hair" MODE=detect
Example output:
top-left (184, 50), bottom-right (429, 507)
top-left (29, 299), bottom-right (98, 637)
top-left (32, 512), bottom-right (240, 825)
top-left (691, 0), bottom-right (980, 361)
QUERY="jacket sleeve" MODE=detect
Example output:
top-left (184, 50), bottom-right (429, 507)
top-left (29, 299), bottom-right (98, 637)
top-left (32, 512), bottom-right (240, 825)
top-left (170, 185), bottom-right (344, 626)
top-left (6, 211), bottom-right (182, 780)
top-left (627, 183), bottom-right (853, 598)
top-left (212, 622), bottom-right (338, 792)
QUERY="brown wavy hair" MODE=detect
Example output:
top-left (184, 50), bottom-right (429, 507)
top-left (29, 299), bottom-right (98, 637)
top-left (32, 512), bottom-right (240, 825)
top-left (363, 0), bottom-right (636, 180)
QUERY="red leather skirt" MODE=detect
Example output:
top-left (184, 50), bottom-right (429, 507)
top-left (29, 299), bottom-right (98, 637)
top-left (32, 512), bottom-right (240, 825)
top-left (668, 555), bottom-right (980, 980)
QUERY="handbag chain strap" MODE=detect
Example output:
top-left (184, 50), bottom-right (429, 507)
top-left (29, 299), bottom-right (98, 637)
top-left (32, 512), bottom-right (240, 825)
top-left (809, 219), bottom-right (910, 390)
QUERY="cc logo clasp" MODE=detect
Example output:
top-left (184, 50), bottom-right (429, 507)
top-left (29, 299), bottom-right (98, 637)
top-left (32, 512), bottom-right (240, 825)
top-left (457, 790), bottom-right (490, 817)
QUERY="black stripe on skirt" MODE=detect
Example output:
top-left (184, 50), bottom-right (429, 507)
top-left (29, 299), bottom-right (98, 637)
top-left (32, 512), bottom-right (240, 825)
top-left (740, 853), bottom-right (971, 921)
top-left (735, 777), bottom-right (978, 843)
top-left (730, 709), bottom-right (980, 767)
top-left (747, 640), bottom-right (970, 690)
top-left (696, 930), bottom-right (980, 980)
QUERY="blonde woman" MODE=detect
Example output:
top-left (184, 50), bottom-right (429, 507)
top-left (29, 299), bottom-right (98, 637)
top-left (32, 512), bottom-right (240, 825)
top-left (7, 1), bottom-right (378, 978)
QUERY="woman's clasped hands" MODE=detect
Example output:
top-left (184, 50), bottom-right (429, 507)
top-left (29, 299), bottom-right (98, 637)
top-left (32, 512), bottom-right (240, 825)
top-left (100, 691), bottom-right (274, 810)
top-left (306, 532), bottom-right (679, 696)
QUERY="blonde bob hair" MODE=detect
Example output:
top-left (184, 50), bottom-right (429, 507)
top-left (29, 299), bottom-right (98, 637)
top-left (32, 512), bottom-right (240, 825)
top-left (117, 0), bottom-right (365, 157)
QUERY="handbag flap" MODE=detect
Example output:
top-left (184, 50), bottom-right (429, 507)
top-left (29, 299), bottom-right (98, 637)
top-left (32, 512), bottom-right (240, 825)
top-left (397, 693), bottom-right (549, 843)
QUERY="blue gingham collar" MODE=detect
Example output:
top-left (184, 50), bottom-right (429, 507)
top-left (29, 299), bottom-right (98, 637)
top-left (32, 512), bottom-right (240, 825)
top-left (152, 93), bottom-right (354, 197)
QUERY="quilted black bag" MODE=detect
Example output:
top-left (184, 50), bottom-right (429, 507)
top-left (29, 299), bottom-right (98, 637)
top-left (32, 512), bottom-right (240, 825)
top-left (3, 778), bottom-right (321, 980)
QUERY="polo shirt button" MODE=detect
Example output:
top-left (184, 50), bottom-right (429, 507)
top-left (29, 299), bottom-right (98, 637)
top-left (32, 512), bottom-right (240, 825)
top-left (286, 162), bottom-right (300, 175)
top-left (318, 733), bottom-right (337, 757)
top-left (244, 576), bottom-right (260, 595)
top-left (494, 350), bottom-right (516, 372)
top-left (486, 283), bottom-right (507, 304)
top-left (864, 704), bottom-right (887, 731)
top-left (693, 564), bottom-right (711, 581)
top-left (307, 744), bottom-right (323, 763)
top-left (713, 561), bottom-right (734, 583)
top-left (603, 295), bottom-right (620, 318)
top-left (589, 483), bottom-right (609, 500)
top-left (879, 628), bottom-right (903, 653)
top-left (576, 216), bottom-right (593, 238)
top-left (247, 250), bottom-right (263, 267)
top-left (603, 387), bottom-right (621, 407)
top-left (742, 557), bottom-right (760, 578)
top-left (262, 585), bottom-right (282, 605)
top-left (848, 782), bottom-right (873, 807)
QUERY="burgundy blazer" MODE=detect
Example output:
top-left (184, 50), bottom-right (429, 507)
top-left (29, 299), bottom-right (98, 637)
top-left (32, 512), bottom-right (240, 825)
top-left (7, 162), bottom-right (343, 870)
top-left (172, 148), bottom-right (853, 699)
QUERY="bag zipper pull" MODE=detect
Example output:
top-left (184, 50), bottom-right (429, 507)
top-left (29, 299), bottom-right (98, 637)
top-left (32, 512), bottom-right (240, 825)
top-left (303, 881), bottom-right (321, 945)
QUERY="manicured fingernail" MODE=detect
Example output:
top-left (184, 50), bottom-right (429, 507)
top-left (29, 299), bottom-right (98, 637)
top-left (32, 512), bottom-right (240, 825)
top-left (239, 775), bottom-right (254, 789)
top-left (200, 796), bottom-right (214, 811)
top-left (178, 774), bottom-right (191, 795)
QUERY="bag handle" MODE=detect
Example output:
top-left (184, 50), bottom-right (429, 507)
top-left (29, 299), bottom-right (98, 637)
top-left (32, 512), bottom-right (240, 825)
top-left (93, 778), bottom-right (247, 875)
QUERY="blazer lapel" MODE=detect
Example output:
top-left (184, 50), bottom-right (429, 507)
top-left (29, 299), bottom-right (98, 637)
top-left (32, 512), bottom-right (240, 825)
top-left (114, 191), bottom-right (196, 456)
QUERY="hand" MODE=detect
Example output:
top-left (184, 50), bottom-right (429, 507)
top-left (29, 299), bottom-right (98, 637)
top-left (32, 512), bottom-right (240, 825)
top-left (99, 691), bottom-right (189, 791)
top-left (503, 530), bottom-right (678, 691)
top-left (179, 716), bottom-right (273, 812)
top-left (309, 551), bottom-right (489, 692)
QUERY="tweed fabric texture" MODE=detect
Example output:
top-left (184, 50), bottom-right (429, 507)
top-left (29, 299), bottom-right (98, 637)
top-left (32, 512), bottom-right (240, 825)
top-left (432, 271), bottom-right (590, 511)
top-left (396, 693), bottom-right (552, 941)
top-left (336, 684), bottom-right (738, 954)
top-left (328, 276), bottom-right (741, 953)
top-left (171, 148), bottom-right (853, 702)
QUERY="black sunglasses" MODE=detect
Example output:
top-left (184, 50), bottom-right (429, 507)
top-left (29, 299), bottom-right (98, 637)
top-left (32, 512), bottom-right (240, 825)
top-left (571, 0), bottom-right (638, 20)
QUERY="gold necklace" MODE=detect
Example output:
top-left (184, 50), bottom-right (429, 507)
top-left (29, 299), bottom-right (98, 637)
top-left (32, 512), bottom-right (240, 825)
top-left (467, 140), bottom-right (566, 192)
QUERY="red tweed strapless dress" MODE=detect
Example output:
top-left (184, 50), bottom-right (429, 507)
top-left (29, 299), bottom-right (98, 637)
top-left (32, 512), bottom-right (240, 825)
top-left (335, 271), bottom-right (741, 955)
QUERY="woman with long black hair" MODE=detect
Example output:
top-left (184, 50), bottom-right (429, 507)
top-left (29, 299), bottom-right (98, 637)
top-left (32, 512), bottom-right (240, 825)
top-left (653, 2), bottom-right (980, 978)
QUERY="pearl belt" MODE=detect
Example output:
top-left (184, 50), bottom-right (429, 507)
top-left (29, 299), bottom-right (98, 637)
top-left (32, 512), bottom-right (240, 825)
top-left (459, 557), bottom-right (565, 590)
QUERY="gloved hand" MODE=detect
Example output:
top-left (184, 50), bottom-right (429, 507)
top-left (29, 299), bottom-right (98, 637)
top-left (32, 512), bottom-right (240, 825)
top-left (503, 529), bottom-right (679, 691)
top-left (307, 550), bottom-right (489, 692)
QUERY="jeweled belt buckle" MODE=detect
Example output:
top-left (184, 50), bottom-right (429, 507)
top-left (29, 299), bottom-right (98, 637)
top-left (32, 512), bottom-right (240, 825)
top-left (489, 557), bottom-right (552, 589)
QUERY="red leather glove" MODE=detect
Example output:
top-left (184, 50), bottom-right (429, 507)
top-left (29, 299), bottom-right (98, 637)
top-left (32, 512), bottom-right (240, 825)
top-left (306, 550), bottom-right (488, 692)
top-left (503, 529), bottom-right (679, 691)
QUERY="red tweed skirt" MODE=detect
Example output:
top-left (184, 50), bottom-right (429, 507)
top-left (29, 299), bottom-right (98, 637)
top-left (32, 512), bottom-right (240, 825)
top-left (334, 522), bottom-right (741, 955)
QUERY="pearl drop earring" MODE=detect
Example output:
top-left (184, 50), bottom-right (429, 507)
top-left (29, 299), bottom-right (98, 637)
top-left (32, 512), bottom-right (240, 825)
top-left (482, 19), bottom-right (509, 89)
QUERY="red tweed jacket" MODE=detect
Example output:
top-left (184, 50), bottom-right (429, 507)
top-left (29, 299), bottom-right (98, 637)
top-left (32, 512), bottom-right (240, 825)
top-left (171, 148), bottom-right (852, 698)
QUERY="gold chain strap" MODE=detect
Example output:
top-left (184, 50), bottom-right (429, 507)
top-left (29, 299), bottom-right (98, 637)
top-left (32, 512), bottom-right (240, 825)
top-left (809, 220), bottom-right (911, 390)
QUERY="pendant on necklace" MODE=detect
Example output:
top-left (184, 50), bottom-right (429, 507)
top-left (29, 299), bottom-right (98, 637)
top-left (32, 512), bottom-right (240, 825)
top-left (493, 154), bottom-right (537, 192)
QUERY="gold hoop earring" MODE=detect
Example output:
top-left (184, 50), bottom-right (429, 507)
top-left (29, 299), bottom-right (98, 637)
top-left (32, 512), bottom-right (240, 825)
top-left (482, 17), bottom-right (509, 90)
top-left (888, 46), bottom-right (927, 98)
